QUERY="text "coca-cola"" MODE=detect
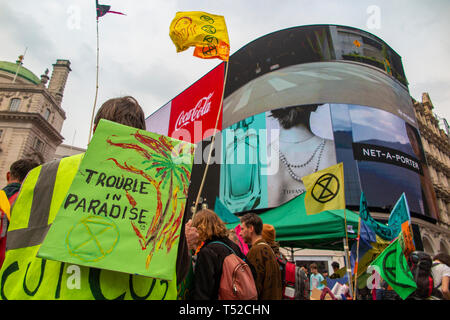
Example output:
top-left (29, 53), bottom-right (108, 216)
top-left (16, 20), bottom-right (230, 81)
top-left (174, 92), bottom-right (214, 130)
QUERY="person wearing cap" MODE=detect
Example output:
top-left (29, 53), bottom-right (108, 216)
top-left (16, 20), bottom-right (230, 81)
top-left (261, 224), bottom-right (286, 263)
top-left (261, 223), bottom-right (310, 300)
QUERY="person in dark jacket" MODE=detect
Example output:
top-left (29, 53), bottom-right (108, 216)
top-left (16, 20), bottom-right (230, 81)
top-left (190, 208), bottom-right (246, 300)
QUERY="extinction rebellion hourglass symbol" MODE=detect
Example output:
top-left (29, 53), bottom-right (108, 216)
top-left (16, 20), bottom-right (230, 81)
top-left (311, 173), bottom-right (340, 203)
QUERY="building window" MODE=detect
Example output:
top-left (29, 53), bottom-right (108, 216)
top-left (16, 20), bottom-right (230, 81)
top-left (44, 108), bottom-right (51, 120)
top-left (33, 137), bottom-right (45, 153)
top-left (0, 129), bottom-right (3, 141)
top-left (9, 98), bottom-right (21, 111)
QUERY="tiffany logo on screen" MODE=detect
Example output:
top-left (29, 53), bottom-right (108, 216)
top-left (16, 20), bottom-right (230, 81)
top-left (311, 173), bottom-right (340, 203)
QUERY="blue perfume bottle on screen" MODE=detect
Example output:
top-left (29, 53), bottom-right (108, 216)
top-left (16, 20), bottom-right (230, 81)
top-left (221, 115), bottom-right (264, 213)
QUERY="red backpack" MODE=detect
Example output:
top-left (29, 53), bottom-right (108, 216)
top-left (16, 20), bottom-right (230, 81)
top-left (276, 257), bottom-right (297, 300)
top-left (210, 241), bottom-right (258, 300)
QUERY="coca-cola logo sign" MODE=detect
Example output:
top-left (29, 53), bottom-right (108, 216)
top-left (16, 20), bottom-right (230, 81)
top-left (166, 62), bottom-right (224, 143)
top-left (174, 92), bottom-right (214, 131)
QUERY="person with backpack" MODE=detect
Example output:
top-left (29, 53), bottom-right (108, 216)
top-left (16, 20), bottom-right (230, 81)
top-left (240, 214), bottom-right (282, 300)
top-left (261, 224), bottom-right (290, 298)
top-left (431, 253), bottom-right (450, 300)
top-left (190, 209), bottom-right (257, 300)
top-left (261, 223), bottom-right (309, 300)
top-left (407, 251), bottom-right (435, 300)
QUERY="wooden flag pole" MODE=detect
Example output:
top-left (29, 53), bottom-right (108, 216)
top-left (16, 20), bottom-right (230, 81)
top-left (343, 210), bottom-right (354, 299)
top-left (192, 60), bottom-right (229, 219)
top-left (343, 235), bottom-right (354, 299)
top-left (88, 16), bottom-right (100, 144)
top-left (12, 47), bottom-right (28, 84)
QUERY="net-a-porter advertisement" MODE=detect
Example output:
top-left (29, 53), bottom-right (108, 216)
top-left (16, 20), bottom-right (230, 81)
top-left (146, 25), bottom-right (439, 220)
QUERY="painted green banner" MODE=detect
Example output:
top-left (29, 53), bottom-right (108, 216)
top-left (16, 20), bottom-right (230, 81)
top-left (369, 236), bottom-right (417, 300)
top-left (38, 119), bottom-right (195, 280)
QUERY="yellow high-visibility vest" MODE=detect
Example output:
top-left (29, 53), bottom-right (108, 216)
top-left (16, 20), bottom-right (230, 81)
top-left (0, 154), bottom-right (178, 300)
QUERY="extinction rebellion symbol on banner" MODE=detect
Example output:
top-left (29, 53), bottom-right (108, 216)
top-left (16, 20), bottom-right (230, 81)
top-left (311, 173), bottom-right (340, 204)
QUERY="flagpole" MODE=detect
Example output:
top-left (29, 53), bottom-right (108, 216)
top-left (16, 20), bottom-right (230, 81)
top-left (342, 208), bottom-right (354, 299)
top-left (353, 215), bottom-right (362, 299)
top-left (88, 15), bottom-right (100, 144)
top-left (192, 60), bottom-right (229, 219)
top-left (343, 235), bottom-right (354, 299)
top-left (352, 158), bottom-right (364, 299)
top-left (12, 47), bottom-right (28, 84)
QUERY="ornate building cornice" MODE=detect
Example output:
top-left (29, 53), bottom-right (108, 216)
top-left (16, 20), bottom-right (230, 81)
top-left (425, 151), bottom-right (450, 176)
top-left (0, 111), bottom-right (64, 143)
top-left (0, 83), bottom-right (66, 120)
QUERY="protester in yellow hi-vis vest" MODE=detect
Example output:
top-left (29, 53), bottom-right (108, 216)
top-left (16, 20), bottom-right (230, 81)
top-left (0, 159), bottom-right (40, 269)
top-left (0, 96), bottom-right (197, 300)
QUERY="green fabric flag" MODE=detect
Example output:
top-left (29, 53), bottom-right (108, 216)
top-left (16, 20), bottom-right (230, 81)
top-left (369, 237), bottom-right (417, 300)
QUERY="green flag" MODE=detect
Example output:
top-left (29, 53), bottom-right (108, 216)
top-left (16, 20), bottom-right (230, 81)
top-left (369, 237), bottom-right (417, 300)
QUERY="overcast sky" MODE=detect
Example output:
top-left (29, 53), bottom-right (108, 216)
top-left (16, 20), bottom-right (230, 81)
top-left (1, 0), bottom-right (449, 149)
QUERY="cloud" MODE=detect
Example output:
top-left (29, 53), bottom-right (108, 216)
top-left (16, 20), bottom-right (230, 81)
top-left (1, 0), bottom-right (449, 149)
top-left (349, 106), bottom-right (409, 144)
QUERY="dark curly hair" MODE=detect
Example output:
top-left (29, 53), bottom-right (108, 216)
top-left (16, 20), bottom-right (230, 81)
top-left (94, 96), bottom-right (146, 130)
top-left (9, 158), bottom-right (40, 183)
top-left (240, 213), bottom-right (263, 235)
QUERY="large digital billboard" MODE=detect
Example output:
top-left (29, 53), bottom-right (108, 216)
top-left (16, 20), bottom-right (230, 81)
top-left (146, 25), bottom-right (439, 220)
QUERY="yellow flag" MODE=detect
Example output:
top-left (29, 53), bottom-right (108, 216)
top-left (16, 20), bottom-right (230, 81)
top-left (169, 11), bottom-right (230, 61)
top-left (0, 190), bottom-right (11, 221)
top-left (302, 162), bottom-right (345, 215)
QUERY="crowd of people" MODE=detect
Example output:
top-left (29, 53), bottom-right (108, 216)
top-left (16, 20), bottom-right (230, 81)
top-left (187, 207), bottom-right (450, 301)
top-left (0, 95), bottom-right (448, 301)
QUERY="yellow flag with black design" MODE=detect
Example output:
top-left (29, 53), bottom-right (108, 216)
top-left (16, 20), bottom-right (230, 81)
top-left (302, 162), bottom-right (345, 215)
top-left (169, 11), bottom-right (230, 61)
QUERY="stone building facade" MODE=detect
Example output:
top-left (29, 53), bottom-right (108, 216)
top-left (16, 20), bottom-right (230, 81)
top-left (0, 58), bottom-right (71, 187)
top-left (410, 93), bottom-right (450, 255)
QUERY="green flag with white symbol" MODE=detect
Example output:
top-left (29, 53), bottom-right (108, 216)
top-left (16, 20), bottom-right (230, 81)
top-left (369, 236), bottom-right (417, 300)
